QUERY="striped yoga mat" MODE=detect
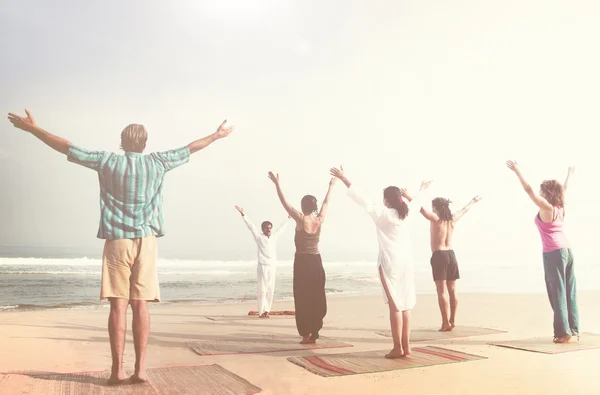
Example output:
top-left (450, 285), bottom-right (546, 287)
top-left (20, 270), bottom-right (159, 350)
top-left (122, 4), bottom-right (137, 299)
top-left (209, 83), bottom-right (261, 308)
top-left (490, 332), bottom-right (600, 354)
top-left (248, 310), bottom-right (295, 316)
top-left (188, 334), bottom-right (352, 356)
top-left (376, 326), bottom-right (507, 341)
top-left (0, 364), bottom-right (261, 394)
top-left (288, 346), bottom-right (486, 377)
top-left (206, 313), bottom-right (294, 321)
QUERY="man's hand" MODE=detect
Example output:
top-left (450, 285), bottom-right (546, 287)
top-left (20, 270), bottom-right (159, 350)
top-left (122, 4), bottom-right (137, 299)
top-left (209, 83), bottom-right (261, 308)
top-left (235, 205), bottom-right (244, 216)
top-left (215, 120), bottom-right (235, 139)
top-left (568, 165), bottom-right (576, 175)
top-left (8, 109), bottom-right (38, 133)
top-left (472, 195), bottom-right (482, 203)
top-left (187, 119), bottom-right (235, 154)
top-left (268, 171), bottom-right (280, 185)
top-left (7, 109), bottom-right (71, 155)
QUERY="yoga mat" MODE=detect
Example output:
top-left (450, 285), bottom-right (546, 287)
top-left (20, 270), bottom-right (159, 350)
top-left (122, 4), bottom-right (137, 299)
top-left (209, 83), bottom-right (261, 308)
top-left (147, 365), bottom-right (261, 394)
top-left (0, 364), bottom-right (261, 394)
top-left (376, 326), bottom-right (507, 341)
top-left (288, 346), bottom-right (487, 377)
top-left (489, 332), bottom-right (600, 354)
top-left (247, 310), bottom-right (295, 316)
top-left (206, 313), bottom-right (294, 321)
top-left (188, 334), bottom-right (352, 356)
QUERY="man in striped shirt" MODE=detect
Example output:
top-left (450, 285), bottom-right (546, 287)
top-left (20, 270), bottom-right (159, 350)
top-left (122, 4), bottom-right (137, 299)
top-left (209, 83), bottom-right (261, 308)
top-left (7, 109), bottom-right (234, 385)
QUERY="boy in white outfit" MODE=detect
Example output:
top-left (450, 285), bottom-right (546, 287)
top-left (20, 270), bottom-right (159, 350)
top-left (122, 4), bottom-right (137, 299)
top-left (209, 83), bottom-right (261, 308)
top-left (235, 205), bottom-right (291, 318)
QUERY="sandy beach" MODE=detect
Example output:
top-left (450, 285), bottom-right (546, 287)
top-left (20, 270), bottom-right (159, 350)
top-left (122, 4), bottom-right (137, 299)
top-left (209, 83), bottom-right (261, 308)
top-left (0, 291), bottom-right (598, 394)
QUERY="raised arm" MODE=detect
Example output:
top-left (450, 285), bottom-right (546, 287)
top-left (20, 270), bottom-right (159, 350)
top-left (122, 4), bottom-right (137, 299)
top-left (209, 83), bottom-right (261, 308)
top-left (273, 215), bottom-right (292, 237)
top-left (8, 109), bottom-right (71, 155)
top-left (317, 178), bottom-right (337, 223)
top-left (268, 172), bottom-right (303, 221)
top-left (187, 120), bottom-right (234, 154)
top-left (330, 165), bottom-right (352, 188)
top-left (235, 205), bottom-right (260, 239)
top-left (402, 180), bottom-right (432, 207)
top-left (563, 166), bottom-right (575, 194)
top-left (506, 160), bottom-right (552, 210)
top-left (453, 196), bottom-right (482, 222)
top-left (419, 207), bottom-right (439, 222)
top-left (330, 166), bottom-right (386, 221)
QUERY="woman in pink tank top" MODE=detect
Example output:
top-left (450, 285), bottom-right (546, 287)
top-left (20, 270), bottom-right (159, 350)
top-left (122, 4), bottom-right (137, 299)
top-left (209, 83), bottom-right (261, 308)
top-left (507, 161), bottom-right (578, 344)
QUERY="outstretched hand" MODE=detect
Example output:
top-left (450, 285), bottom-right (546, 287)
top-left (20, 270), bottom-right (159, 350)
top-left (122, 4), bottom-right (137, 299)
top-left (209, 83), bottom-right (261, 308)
top-left (420, 180), bottom-right (433, 190)
top-left (215, 120), bottom-right (235, 139)
top-left (568, 165), bottom-right (576, 175)
top-left (7, 109), bottom-right (37, 132)
top-left (234, 205), bottom-right (244, 216)
top-left (268, 171), bottom-right (280, 185)
top-left (329, 165), bottom-right (345, 180)
top-left (329, 177), bottom-right (337, 186)
top-left (472, 195), bottom-right (482, 203)
top-left (506, 160), bottom-right (519, 173)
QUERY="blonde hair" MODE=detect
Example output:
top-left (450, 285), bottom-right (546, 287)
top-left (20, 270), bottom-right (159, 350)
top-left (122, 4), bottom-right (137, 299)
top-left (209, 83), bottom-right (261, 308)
top-left (120, 124), bottom-right (148, 152)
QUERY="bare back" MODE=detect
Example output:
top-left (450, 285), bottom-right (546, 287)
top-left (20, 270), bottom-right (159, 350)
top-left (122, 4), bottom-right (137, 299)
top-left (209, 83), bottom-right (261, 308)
top-left (296, 214), bottom-right (321, 234)
top-left (430, 220), bottom-right (454, 252)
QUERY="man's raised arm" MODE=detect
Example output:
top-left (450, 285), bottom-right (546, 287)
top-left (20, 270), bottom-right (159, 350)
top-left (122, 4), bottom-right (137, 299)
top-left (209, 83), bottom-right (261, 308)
top-left (235, 205), bottom-right (260, 239)
top-left (8, 109), bottom-right (71, 155)
top-left (273, 215), bottom-right (292, 237)
top-left (453, 196), bottom-right (482, 222)
top-left (187, 120), bottom-right (235, 154)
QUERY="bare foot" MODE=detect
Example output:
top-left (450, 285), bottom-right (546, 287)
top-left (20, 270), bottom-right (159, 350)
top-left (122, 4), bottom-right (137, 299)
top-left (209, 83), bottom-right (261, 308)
top-left (265, 312), bottom-right (270, 319)
top-left (401, 345), bottom-right (411, 356)
top-left (384, 347), bottom-right (405, 359)
top-left (553, 335), bottom-right (572, 344)
top-left (439, 324), bottom-right (452, 332)
top-left (107, 373), bottom-right (126, 386)
top-left (129, 373), bottom-right (148, 384)
top-left (449, 323), bottom-right (456, 331)
top-left (300, 335), bottom-right (316, 344)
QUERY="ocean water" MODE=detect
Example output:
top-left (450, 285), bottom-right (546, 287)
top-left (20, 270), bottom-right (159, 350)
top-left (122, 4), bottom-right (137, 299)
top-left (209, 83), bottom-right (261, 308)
top-left (1, 255), bottom-right (599, 312)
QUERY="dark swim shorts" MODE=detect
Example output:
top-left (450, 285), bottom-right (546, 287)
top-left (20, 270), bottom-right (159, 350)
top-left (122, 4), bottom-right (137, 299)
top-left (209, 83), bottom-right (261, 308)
top-left (430, 250), bottom-right (460, 281)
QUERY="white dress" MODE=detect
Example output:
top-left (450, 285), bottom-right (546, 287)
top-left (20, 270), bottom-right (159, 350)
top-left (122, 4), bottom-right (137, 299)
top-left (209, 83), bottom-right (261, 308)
top-left (242, 215), bottom-right (291, 314)
top-left (347, 185), bottom-right (421, 311)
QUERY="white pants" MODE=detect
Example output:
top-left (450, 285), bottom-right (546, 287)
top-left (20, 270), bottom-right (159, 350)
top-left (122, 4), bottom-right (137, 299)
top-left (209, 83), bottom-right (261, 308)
top-left (257, 264), bottom-right (276, 314)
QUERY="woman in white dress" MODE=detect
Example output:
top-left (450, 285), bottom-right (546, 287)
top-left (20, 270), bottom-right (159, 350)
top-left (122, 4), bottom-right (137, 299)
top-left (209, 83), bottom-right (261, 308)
top-left (330, 166), bottom-right (431, 358)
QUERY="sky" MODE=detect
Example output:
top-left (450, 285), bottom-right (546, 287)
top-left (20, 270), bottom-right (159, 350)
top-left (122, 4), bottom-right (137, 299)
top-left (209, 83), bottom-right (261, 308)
top-left (1, 0), bottom-right (599, 263)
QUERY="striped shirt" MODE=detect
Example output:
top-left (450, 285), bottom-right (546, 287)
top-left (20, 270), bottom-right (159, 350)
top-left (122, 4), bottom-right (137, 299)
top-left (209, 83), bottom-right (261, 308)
top-left (67, 145), bottom-right (190, 240)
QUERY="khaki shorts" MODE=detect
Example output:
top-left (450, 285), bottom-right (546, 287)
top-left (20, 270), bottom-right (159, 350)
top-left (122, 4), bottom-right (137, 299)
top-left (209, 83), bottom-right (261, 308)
top-left (101, 236), bottom-right (160, 302)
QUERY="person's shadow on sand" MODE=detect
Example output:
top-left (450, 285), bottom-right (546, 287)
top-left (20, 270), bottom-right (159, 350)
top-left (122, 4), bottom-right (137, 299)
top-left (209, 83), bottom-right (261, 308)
top-left (2, 371), bottom-right (152, 388)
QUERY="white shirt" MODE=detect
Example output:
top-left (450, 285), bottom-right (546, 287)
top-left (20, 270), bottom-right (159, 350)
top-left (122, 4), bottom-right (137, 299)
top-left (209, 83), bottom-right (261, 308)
top-left (242, 215), bottom-right (291, 266)
top-left (347, 184), bottom-right (421, 310)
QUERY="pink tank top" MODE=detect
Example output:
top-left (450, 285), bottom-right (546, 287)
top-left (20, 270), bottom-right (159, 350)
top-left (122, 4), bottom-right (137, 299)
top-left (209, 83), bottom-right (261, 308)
top-left (534, 206), bottom-right (570, 253)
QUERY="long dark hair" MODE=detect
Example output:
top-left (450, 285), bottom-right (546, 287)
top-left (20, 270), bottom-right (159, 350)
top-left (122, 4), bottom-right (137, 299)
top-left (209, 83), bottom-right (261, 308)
top-left (432, 197), bottom-right (453, 222)
top-left (383, 186), bottom-right (409, 220)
